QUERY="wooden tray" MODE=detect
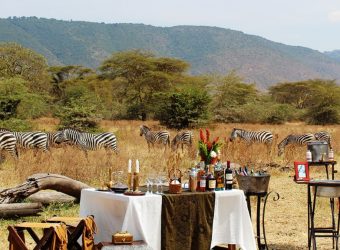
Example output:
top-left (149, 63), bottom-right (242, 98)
top-left (123, 191), bottom-right (146, 196)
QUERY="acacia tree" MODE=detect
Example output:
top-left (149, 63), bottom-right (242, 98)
top-left (99, 50), bottom-right (189, 120)
top-left (0, 43), bottom-right (51, 93)
top-left (211, 71), bottom-right (258, 122)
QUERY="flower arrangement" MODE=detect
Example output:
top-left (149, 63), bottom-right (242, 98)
top-left (198, 128), bottom-right (222, 165)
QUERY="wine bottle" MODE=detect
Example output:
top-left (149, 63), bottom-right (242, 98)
top-left (206, 165), bottom-right (216, 191)
top-left (225, 160), bottom-right (233, 190)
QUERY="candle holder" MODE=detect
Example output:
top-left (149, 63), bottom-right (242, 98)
top-left (133, 172), bottom-right (139, 192)
top-left (127, 172), bottom-right (132, 191)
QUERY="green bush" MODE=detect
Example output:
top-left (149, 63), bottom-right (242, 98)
top-left (155, 89), bottom-right (210, 129)
top-left (0, 77), bottom-right (49, 119)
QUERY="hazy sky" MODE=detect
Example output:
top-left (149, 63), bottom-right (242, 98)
top-left (1, 0), bottom-right (340, 52)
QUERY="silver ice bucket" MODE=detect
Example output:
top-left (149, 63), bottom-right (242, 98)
top-left (307, 141), bottom-right (329, 162)
top-left (236, 174), bottom-right (271, 193)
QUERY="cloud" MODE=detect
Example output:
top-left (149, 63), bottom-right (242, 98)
top-left (328, 10), bottom-right (340, 22)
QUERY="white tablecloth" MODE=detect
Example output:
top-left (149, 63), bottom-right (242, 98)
top-left (211, 190), bottom-right (256, 250)
top-left (80, 189), bottom-right (162, 250)
top-left (80, 189), bottom-right (256, 250)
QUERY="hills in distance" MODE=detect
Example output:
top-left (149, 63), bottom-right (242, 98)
top-left (1, 16), bottom-right (340, 89)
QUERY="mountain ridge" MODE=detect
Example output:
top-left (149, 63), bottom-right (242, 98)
top-left (1, 17), bottom-right (340, 89)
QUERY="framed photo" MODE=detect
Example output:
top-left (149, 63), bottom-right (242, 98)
top-left (294, 161), bottom-right (310, 181)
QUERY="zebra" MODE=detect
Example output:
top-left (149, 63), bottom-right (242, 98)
top-left (57, 128), bottom-right (118, 156)
top-left (171, 131), bottom-right (193, 151)
top-left (139, 125), bottom-right (170, 151)
top-left (314, 131), bottom-right (332, 148)
top-left (277, 133), bottom-right (315, 156)
top-left (0, 131), bottom-right (18, 161)
top-left (46, 131), bottom-right (65, 148)
top-left (229, 128), bottom-right (274, 145)
top-left (0, 129), bottom-right (48, 153)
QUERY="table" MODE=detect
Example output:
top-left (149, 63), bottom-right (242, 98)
top-left (80, 189), bottom-right (256, 250)
top-left (308, 161), bottom-right (337, 180)
top-left (80, 189), bottom-right (162, 250)
top-left (307, 180), bottom-right (340, 250)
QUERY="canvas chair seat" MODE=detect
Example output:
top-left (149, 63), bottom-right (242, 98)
top-left (8, 222), bottom-right (68, 250)
top-left (46, 215), bottom-right (97, 250)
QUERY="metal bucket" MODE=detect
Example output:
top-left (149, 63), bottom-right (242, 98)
top-left (307, 141), bottom-right (329, 162)
top-left (236, 174), bottom-right (271, 193)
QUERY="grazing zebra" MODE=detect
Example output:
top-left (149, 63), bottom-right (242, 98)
top-left (229, 128), bottom-right (273, 145)
top-left (277, 133), bottom-right (315, 156)
top-left (57, 128), bottom-right (118, 156)
top-left (0, 129), bottom-right (48, 153)
top-left (139, 125), bottom-right (170, 151)
top-left (314, 131), bottom-right (332, 147)
top-left (47, 131), bottom-right (64, 147)
top-left (171, 131), bottom-right (193, 151)
top-left (0, 131), bottom-right (18, 161)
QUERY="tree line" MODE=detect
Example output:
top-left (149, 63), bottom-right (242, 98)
top-left (1, 42), bottom-right (339, 131)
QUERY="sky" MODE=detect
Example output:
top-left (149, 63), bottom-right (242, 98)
top-left (1, 0), bottom-right (340, 52)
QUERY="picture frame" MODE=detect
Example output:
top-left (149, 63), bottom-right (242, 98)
top-left (294, 161), bottom-right (310, 181)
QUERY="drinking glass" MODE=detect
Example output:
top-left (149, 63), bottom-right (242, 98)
top-left (146, 177), bottom-right (152, 194)
top-left (158, 175), bottom-right (168, 194)
top-left (155, 176), bottom-right (161, 194)
top-left (148, 175), bottom-right (156, 194)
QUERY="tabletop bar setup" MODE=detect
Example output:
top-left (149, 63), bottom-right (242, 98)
top-left (79, 129), bottom-right (259, 250)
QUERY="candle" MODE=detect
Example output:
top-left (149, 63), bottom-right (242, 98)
top-left (136, 159), bottom-right (140, 173)
top-left (128, 159), bottom-right (132, 173)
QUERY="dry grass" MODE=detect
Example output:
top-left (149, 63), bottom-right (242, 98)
top-left (1, 119), bottom-right (340, 249)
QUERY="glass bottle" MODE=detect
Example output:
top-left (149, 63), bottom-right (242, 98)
top-left (215, 163), bottom-right (224, 191)
top-left (199, 172), bottom-right (207, 192)
top-left (329, 148), bottom-right (334, 162)
top-left (306, 149), bottom-right (312, 162)
top-left (225, 161), bottom-right (233, 190)
top-left (189, 168), bottom-right (197, 192)
top-left (206, 165), bottom-right (216, 192)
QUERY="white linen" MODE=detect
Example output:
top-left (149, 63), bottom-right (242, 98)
top-left (80, 189), bottom-right (162, 250)
top-left (80, 189), bottom-right (255, 250)
top-left (211, 190), bottom-right (256, 250)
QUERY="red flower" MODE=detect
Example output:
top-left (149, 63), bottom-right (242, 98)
top-left (199, 129), bottom-right (205, 143)
top-left (206, 129), bottom-right (210, 142)
top-left (207, 142), bottom-right (212, 151)
top-left (212, 137), bottom-right (219, 145)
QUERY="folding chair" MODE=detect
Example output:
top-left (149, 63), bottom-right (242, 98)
top-left (46, 215), bottom-right (96, 250)
top-left (8, 222), bottom-right (68, 250)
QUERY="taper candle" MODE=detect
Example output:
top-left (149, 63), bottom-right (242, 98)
top-left (128, 159), bottom-right (132, 173)
top-left (136, 159), bottom-right (140, 173)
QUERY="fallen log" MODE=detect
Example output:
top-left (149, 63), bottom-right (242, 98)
top-left (0, 173), bottom-right (91, 204)
top-left (27, 190), bottom-right (76, 205)
top-left (0, 203), bottom-right (43, 218)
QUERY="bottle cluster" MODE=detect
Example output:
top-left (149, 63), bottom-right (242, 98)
top-left (189, 160), bottom-right (234, 192)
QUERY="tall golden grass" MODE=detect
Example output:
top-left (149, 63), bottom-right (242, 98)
top-left (0, 119), bottom-right (339, 249)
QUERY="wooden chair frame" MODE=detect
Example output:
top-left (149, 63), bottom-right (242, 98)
top-left (8, 225), bottom-right (57, 250)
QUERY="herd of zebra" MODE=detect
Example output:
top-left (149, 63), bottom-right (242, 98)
top-left (229, 128), bottom-right (332, 155)
top-left (0, 128), bottom-right (118, 161)
top-left (139, 126), bottom-right (332, 156)
top-left (0, 125), bottom-right (333, 162)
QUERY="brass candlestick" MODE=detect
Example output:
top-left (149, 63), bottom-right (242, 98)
top-left (127, 172), bottom-right (132, 191)
top-left (133, 172), bottom-right (139, 192)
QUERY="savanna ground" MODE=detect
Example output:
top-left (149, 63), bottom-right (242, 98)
top-left (0, 118), bottom-right (339, 249)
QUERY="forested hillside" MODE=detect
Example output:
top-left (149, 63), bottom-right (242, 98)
top-left (325, 50), bottom-right (340, 63)
top-left (1, 17), bottom-right (340, 89)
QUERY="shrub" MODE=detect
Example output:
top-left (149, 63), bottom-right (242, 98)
top-left (155, 89), bottom-right (210, 129)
